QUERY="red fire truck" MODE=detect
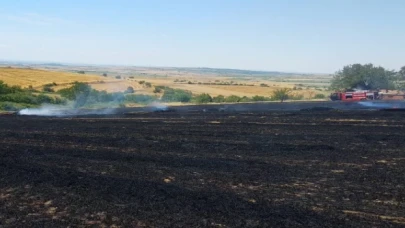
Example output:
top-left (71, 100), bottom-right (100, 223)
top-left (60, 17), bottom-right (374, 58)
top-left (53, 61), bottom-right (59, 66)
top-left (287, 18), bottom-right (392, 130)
top-left (330, 91), bottom-right (378, 101)
top-left (330, 90), bottom-right (405, 101)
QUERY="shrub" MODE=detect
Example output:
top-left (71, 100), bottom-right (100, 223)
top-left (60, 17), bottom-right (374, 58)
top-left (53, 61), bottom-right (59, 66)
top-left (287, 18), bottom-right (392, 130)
top-left (125, 86), bottom-right (135, 93)
top-left (87, 90), bottom-right (125, 104)
top-left (36, 94), bottom-right (65, 104)
top-left (212, 95), bottom-right (225, 103)
top-left (224, 95), bottom-right (241, 103)
top-left (43, 85), bottom-right (55, 92)
top-left (53, 97), bottom-right (67, 105)
top-left (27, 85), bottom-right (37, 92)
top-left (251, 95), bottom-right (267, 101)
top-left (115, 75), bottom-right (122, 79)
top-left (314, 93), bottom-right (326, 99)
top-left (0, 81), bottom-right (24, 94)
top-left (240, 96), bottom-right (252, 102)
top-left (144, 82), bottom-right (152, 88)
top-left (102, 73), bottom-right (107, 77)
top-left (125, 94), bottom-right (156, 104)
top-left (161, 88), bottom-right (192, 103)
top-left (58, 82), bottom-right (93, 107)
top-left (77, 71), bottom-right (85, 74)
top-left (260, 83), bottom-right (269, 87)
top-left (153, 87), bottom-right (162, 93)
top-left (194, 93), bottom-right (212, 103)
top-left (290, 94), bottom-right (304, 100)
top-left (0, 102), bottom-right (20, 111)
top-left (0, 93), bottom-right (36, 104)
top-left (272, 88), bottom-right (291, 102)
top-left (0, 92), bottom-right (62, 105)
top-left (139, 81), bottom-right (145, 85)
top-left (58, 82), bottom-right (92, 101)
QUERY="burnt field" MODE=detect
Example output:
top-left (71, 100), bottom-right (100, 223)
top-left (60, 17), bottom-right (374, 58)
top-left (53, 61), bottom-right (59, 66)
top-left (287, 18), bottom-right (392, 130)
top-left (1, 110), bottom-right (405, 227)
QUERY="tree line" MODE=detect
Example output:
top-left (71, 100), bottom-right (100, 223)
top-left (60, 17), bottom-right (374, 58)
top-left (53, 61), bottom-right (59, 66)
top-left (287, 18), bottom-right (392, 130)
top-left (0, 80), bottom-right (65, 111)
top-left (0, 81), bottom-right (320, 111)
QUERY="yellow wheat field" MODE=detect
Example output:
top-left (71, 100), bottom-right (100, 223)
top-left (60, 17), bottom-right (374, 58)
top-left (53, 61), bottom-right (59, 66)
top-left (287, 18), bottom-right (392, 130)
top-left (0, 67), bottom-right (107, 88)
top-left (0, 67), bottom-right (329, 99)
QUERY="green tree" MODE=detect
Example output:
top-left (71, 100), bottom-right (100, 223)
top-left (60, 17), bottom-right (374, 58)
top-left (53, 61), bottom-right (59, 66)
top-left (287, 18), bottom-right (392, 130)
top-left (58, 82), bottom-right (91, 100)
top-left (272, 88), bottom-right (291, 102)
top-left (399, 66), bottom-right (405, 80)
top-left (58, 82), bottom-right (92, 107)
top-left (330, 63), bottom-right (397, 91)
top-left (400, 66), bottom-right (405, 75)
top-left (397, 66), bottom-right (405, 90)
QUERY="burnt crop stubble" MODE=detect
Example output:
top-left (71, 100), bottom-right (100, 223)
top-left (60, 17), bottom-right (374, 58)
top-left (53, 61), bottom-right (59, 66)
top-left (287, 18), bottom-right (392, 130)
top-left (0, 111), bottom-right (405, 227)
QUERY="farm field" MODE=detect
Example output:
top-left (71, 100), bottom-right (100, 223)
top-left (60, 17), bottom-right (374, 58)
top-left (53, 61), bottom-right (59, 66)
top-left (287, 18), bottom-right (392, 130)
top-left (0, 110), bottom-right (404, 227)
top-left (0, 67), bottom-right (108, 89)
top-left (0, 66), bottom-right (331, 99)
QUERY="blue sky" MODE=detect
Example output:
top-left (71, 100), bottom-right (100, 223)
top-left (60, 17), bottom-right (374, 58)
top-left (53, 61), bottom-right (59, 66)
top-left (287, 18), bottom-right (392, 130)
top-left (0, 0), bottom-right (404, 73)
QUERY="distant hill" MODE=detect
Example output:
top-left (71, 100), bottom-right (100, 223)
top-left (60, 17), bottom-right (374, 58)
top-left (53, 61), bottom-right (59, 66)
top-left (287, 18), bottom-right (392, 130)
top-left (0, 61), bottom-right (307, 77)
top-left (175, 67), bottom-right (297, 76)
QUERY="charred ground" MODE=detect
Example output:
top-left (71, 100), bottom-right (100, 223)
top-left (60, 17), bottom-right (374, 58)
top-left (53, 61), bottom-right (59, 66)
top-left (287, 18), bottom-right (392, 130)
top-left (0, 110), bottom-right (405, 227)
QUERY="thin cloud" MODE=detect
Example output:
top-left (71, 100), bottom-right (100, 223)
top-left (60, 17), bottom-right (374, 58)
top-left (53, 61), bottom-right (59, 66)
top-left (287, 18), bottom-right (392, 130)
top-left (0, 44), bottom-right (9, 48)
top-left (5, 13), bottom-right (68, 26)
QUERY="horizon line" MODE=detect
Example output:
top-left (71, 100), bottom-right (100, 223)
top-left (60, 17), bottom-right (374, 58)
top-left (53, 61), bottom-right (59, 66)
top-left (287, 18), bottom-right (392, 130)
top-left (0, 59), bottom-right (331, 75)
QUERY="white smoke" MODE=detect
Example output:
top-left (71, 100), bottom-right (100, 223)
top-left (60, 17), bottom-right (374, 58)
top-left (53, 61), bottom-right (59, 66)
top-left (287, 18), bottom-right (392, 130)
top-left (146, 101), bottom-right (168, 111)
top-left (19, 106), bottom-right (63, 116)
top-left (358, 101), bottom-right (397, 108)
top-left (18, 103), bottom-right (75, 116)
top-left (18, 104), bottom-right (119, 117)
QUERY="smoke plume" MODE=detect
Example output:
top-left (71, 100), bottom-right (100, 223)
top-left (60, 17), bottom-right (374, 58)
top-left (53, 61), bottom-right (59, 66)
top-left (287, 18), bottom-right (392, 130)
top-left (358, 101), bottom-right (403, 109)
top-left (18, 104), bottom-right (119, 117)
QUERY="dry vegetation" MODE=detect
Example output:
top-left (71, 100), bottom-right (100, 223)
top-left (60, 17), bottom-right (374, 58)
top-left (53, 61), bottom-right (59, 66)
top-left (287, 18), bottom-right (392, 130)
top-left (0, 67), bottom-right (108, 89)
top-left (0, 66), bottom-right (331, 100)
